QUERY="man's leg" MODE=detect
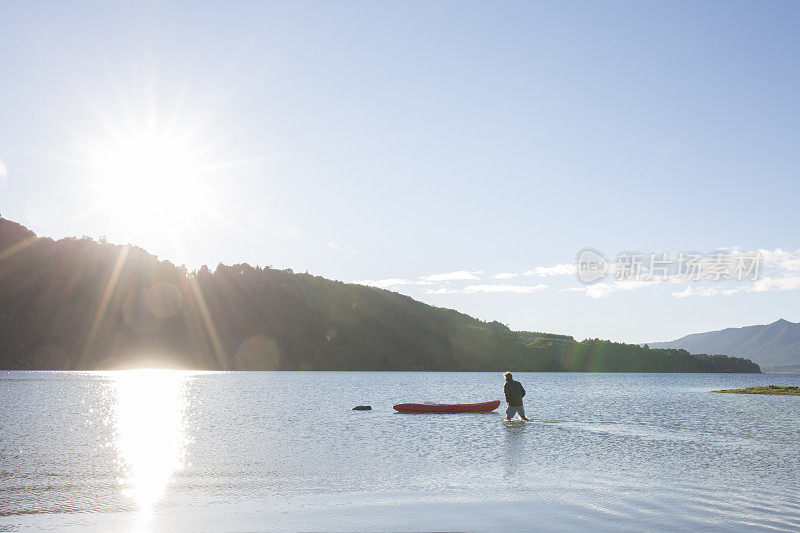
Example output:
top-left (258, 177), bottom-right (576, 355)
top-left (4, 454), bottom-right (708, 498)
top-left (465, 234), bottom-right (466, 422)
top-left (517, 405), bottom-right (530, 420)
top-left (505, 405), bottom-right (516, 420)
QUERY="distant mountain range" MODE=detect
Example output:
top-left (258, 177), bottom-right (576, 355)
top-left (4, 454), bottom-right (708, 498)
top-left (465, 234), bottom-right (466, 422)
top-left (0, 216), bottom-right (759, 372)
top-left (649, 319), bottom-right (800, 371)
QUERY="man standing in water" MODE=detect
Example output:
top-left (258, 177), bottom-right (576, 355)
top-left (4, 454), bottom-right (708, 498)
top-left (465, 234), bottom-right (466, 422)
top-left (503, 372), bottom-right (530, 420)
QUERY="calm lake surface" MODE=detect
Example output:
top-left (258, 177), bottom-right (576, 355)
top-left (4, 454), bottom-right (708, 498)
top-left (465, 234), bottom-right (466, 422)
top-left (1, 371), bottom-right (799, 532)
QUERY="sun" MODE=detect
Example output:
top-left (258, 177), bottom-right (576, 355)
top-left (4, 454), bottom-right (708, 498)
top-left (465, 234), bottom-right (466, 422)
top-left (89, 127), bottom-right (211, 232)
top-left (67, 99), bottom-right (248, 256)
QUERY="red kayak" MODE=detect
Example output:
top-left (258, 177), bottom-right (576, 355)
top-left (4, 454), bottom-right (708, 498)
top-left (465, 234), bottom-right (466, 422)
top-left (393, 400), bottom-right (501, 414)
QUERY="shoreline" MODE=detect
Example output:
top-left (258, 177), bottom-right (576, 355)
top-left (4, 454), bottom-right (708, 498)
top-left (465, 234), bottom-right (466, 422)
top-left (713, 385), bottom-right (800, 395)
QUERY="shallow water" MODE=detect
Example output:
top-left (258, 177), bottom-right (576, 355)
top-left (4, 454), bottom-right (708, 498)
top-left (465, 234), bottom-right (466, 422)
top-left (1, 371), bottom-right (799, 531)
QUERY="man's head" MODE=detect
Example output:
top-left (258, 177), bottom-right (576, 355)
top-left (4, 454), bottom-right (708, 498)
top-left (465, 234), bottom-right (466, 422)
top-left (504, 372), bottom-right (512, 381)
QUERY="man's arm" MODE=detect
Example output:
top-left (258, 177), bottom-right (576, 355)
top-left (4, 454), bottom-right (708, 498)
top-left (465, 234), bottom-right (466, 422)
top-left (520, 383), bottom-right (525, 398)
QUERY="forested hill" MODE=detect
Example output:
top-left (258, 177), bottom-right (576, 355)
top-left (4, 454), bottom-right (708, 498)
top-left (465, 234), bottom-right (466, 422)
top-left (0, 217), bottom-right (760, 372)
top-left (649, 319), bottom-right (800, 371)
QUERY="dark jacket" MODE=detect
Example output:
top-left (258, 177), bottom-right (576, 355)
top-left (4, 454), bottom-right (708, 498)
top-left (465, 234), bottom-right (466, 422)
top-left (504, 379), bottom-right (525, 406)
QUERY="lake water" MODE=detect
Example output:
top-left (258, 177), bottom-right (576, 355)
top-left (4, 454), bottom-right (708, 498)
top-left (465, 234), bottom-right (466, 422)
top-left (1, 371), bottom-right (799, 532)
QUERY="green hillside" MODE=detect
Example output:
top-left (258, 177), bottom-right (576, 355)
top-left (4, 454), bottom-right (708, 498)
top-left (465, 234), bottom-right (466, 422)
top-left (649, 319), bottom-right (800, 370)
top-left (0, 217), bottom-right (760, 372)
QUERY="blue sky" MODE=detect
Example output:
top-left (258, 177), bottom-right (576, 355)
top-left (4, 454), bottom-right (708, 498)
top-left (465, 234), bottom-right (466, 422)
top-left (1, 1), bottom-right (799, 343)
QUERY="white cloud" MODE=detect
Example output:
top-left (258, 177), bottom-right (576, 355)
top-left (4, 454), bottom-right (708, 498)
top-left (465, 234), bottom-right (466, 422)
top-left (425, 287), bottom-right (459, 294)
top-left (672, 286), bottom-right (694, 298)
top-left (779, 259), bottom-right (800, 272)
top-left (523, 263), bottom-right (575, 277)
top-left (491, 272), bottom-right (518, 279)
top-left (758, 248), bottom-right (793, 264)
top-left (750, 275), bottom-right (800, 292)
top-left (584, 283), bottom-right (616, 299)
top-left (572, 248), bottom-right (800, 299)
top-left (672, 286), bottom-right (743, 298)
top-left (328, 241), bottom-right (340, 251)
top-left (426, 283), bottom-right (546, 294)
top-left (462, 283), bottom-right (546, 294)
top-left (352, 278), bottom-right (411, 289)
top-left (578, 279), bottom-right (658, 299)
top-left (670, 274), bottom-right (800, 298)
top-left (352, 249), bottom-right (800, 301)
top-left (421, 270), bottom-right (483, 282)
top-left (758, 248), bottom-right (800, 272)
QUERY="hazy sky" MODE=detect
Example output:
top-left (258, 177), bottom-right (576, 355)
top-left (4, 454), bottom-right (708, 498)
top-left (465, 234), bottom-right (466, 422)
top-left (2, 1), bottom-right (799, 343)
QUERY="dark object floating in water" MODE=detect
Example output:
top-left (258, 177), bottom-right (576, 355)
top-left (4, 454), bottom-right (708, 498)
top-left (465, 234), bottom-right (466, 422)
top-left (393, 400), bottom-right (501, 414)
top-left (713, 385), bottom-right (800, 395)
top-left (352, 405), bottom-right (372, 410)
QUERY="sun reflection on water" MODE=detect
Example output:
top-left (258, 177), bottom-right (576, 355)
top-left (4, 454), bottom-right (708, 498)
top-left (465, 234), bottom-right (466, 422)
top-left (111, 370), bottom-right (189, 521)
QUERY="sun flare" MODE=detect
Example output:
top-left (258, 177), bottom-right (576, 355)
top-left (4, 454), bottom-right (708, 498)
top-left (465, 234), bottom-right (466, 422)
top-left (90, 127), bottom-right (211, 231)
top-left (112, 370), bottom-right (189, 521)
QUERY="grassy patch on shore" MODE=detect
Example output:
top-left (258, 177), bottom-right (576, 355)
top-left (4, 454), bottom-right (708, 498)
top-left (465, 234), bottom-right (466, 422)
top-left (713, 385), bottom-right (800, 395)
